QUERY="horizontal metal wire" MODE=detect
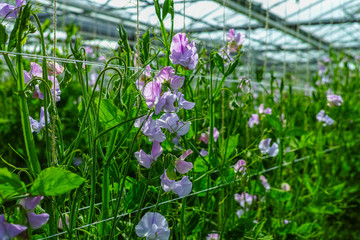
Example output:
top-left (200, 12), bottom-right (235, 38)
top-left (38, 145), bottom-right (339, 240)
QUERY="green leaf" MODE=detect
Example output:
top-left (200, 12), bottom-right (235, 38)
top-left (0, 23), bottom-right (8, 48)
top-left (98, 99), bottom-right (125, 129)
top-left (287, 127), bottom-right (308, 137)
top-left (224, 134), bottom-right (239, 160)
top-left (225, 56), bottom-right (240, 77)
top-left (30, 167), bottom-right (85, 196)
top-left (254, 217), bottom-right (267, 238)
top-left (194, 157), bottom-right (208, 173)
top-left (270, 188), bottom-right (292, 202)
top-left (125, 181), bottom-right (145, 210)
top-left (0, 168), bottom-right (26, 202)
top-left (266, 115), bottom-right (282, 132)
top-left (248, 180), bottom-right (266, 195)
top-left (154, 0), bottom-right (161, 20)
top-left (162, 0), bottom-right (170, 20)
top-left (142, 30), bottom-right (150, 62)
top-left (214, 53), bottom-right (225, 74)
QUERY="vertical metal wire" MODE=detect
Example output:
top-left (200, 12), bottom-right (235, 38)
top-left (52, 0), bottom-right (57, 164)
top-left (263, 0), bottom-right (269, 82)
top-left (282, 0), bottom-right (287, 82)
top-left (247, 0), bottom-right (252, 78)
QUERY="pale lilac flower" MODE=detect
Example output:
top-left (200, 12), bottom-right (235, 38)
top-left (260, 175), bottom-right (270, 190)
top-left (155, 66), bottom-right (175, 84)
top-left (0, 0), bottom-right (25, 19)
top-left (58, 214), bottom-right (70, 229)
top-left (157, 113), bottom-right (190, 136)
top-left (29, 62), bottom-right (43, 78)
top-left (226, 28), bottom-right (245, 52)
top-left (155, 91), bottom-right (177, 114)
top-left (0, 214), bottom-right (27, 239)
top-left (143, 80), bottom-right (162, 109)
top-left (318, 63), bottom-right (327, 75)
top-left (29, 107), bottom-right (50, 134)
top-left (98, 55), bottom-right (106, 61)
top-left (258, 104), bottom-right (272, 115)
top-left (84, 46), bottom-right (93, 55)
top-left (235, 192), bottom-right (256, 208)
top-left (48, 76), bottom-right (61, 102)
top-left (47, 62), bottom-right (64, 76)
top-left (281, 183), bottom-right (291, 191)
top-left (176, 92), bottom-right (195, 110)
top-left (327, 94), bottom-right (343, 107)
top-left (284, 219), bottom-right (290, 225)
top-left (316, 110), bottom-right (335, 126)
top-left (316, 110), bottom-right (325, 122)
top-left (23, 70), bottom-right (31, 83)
top-left (233, 159), bottom-right (246, 175)
top-left (175, 150), bottom-right (193, 174)
top-left (134, 114), bottom-right (166, 142)
top-left (19, 196), bottom-right (49, 229)
top-left (206, 233), bottom-right (219, 240)
top-left (200, 149), bottom-right (208, 156)
top-left (136, 65), bottom-right (152, 91)
top-left (248, 114), bottom-right (259, 128)
top-left (90, 73), bottom-right (98, 87)
top-left (170, 33), bottom-right (198, 70)
top-left (135, 141), bottom-right (163, 168)
top-left (236, 209), bottom-right (244, 218)
top-left (259, 138), bottom-right (279, 157)
top-left (160, 171), bottom-right (192, 197)
top-left (199, 127), bottom-right (219, 144)
top-left (135, 212), bottom-right (170, 240)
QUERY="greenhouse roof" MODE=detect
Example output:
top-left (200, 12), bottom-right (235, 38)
top-left (13, 0), bottom-right (360, 71)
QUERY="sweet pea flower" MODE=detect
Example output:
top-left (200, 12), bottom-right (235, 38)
top-left (0, 0), bottom-right (25, 19)
top-left (235, 192), bottom-right (256, 208)
top-left (19, 196), bottom-right (49, 229)
top-left (175, 150), bottom-right (193, 174)
top-left (236, 209), bottom-right (244, 218)
top-left (260, 175), bottom-right (270, 190)
top-left (219, 46), bottom-right (234, 62)
top-left (206, 233), bottom-right (219, 240)
top-left (327, 94), bottom-right (343, 107)
top-left (233, 159), bottom-right (246, 175)
top-left (170, 33), bottom-right (198, 70)
top-left (29, 107), bottom-right (50, 134)
top-left (226, 28), bottom-right (245, 52)
top-left (200, 149), bottom-right (208, 156)
top-left (29, 62), bottom-right (43, 78)
top-left (160, 170), bottom-right (192, 197)
top-left (135, 114), bottom-right (166, 142)
top-left (135, 212), bottom-right (170, 240)
top-left (157, 113), bottom-right (190, 136)
top-left (47, 61), bottom-right (64, 76)
top-left (84, 46), bottom-right (93, 55)
top-left (316, 110), bottom-right (335, 126)
top-left (0, 214), bottom-right (27, 240)
top-left (259, 138), bottom-right (279, 157)
top-left (176, 92), bottom-right (195, 110)
top-left (199, 127), bottom-right (219, 144)
top-left (135, 141), bottom-right (163, 169)
top-left (155, 91), bottom-right (177, 114)
top-left (281, 183), bottom-right (291, 191)
top-left (58, 214), bottom-right (70, 229)
top-left (143, 80), bottom-right (162, 109)
top-left (136, 65), bottom-right (152, 91)
top-left (258, 104), bottom-right (272, 115)
top-left (155, 66), bottom-right (174, 84)
top-left (248, 114), bottom-right (259, 128)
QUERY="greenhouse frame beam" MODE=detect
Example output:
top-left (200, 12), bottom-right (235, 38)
top-left (213, 0), bottom-right (331, 51)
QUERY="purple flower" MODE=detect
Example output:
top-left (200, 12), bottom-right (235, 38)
top-left (200, 149), bottom-right (208, 156)
top-left (29, 107), bottom-right (50, 134)
top-left (135, 141), bottom-right (163, 168)
top-left (155, 91), bottom-right (177, 114)
top-left (233, 159), bottom-right (246, 175)
top-left (0, 0), bottom-right (25, 19)
top-left (160, 170), bottom-right (192, 197)
top-left (284, 219), bottom-right (290, 225)
top-left (199, 127), bottom-right (219, 144)
top-left (0, 214), bottom-right (27, 239)
top-left (259, 138), bottom-right (279, 157)
top-left (206, 233), bottom-right (219, 240)
top-left (258, 104), bottom-right (272, 115)
top-left (136, 65), bottom-right (152, 91)
top-left (175, 149), bottom-right (193, 174)
top-left (135, 114), bottom-right (166, 142)
top-left (316, 110), bottom-right (334, 126)
top-left (260, 175), bottom-right (270, 190)
top-left (143, 80), bottom-right (162, 109)
top-left (19, 196), bottom-right (49, 229)
top-left (248, 114), bottom-right (259, 128)
top-left (23, 70), bottom-right (31, 83)
top-left (234, 192), bottom-right (256, 208)
top-left (30, 62), bottom-right (43, 78)
top-left (327, 94), bottom-right (343, 107)
top-left (157, 113), bottom-right (190, 136)
top-left (226, 28), bottom-right (245, 52)
top-left (170, 33), bottom-right (198, 70)
top-left (176, 92), bottom-right (195, 110)
top-left (155, 66), bottom-right (175, 84)
top-left (84, 46), bottom-right (93, 55)
top-left (236, 209), bottom-right (244, 218)
top-left (135, 212), bottom-right (170, 240)
top-left (281, 183), bottom-right (291, 191)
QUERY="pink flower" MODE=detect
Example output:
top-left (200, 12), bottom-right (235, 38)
top-left (327, 94), bottom-right (343, 107)
top-left (170, 33), bottom-right (198, 70)
top-left (19, 196), bottom-right (49, 229)
top-left (260, 175), bottom-right (270, 190)
top-left (226, 28), bottom-right (245, 52)
top-left (175, 150), bottom-right (193, 174)
top-left (135, 141), bottom-right (163, 168)
top-left (206, 233), bottom-right (219, 240)
top-left (258, 104), bottom-right (272, 115)
top-left (58, 214), bottom-right (70, 229)
top-left (143, 80), bottom-right (162, 109)
top-left (199, 127), bottom-right (219, 144)
top-left (235, 192), bottom-right (256, 208)
top-left (47, 62), bottom-right (64, 76)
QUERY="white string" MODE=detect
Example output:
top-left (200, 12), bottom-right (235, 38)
top-left (38, 146), bottom-right (339, 240)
